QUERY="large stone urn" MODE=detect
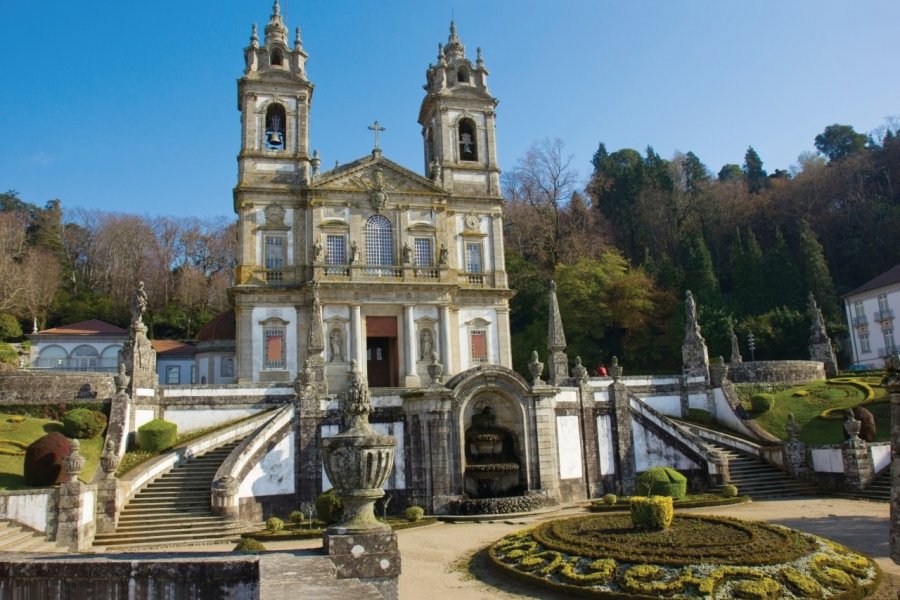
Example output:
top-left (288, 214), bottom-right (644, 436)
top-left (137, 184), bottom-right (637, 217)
top-left (322, 361), bottom-right (396, 533)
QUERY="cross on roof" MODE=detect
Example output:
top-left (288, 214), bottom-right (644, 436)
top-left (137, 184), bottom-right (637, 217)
top-left (368, 120), bottom-right (386, 150)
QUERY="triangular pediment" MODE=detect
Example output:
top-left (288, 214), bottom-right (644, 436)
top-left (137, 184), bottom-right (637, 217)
top-left (310, 154), bottom-right (444, 196)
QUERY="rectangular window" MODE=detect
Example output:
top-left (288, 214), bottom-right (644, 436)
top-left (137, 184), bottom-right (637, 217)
top-left (264, 329), bottom-right (286, 369)
top-left (878, 294), bottom-right (890, 314)
top-left (465, 242), bottom-right (483, 273)
top-left (414, 238), bottom-right (433, 267)
top-left (326, 235), bottom-right (346, 264)
top-left (860, 333), bottom-right (871, 353)
top-left (265, 236), bottom-right (286, 281)
top-left (190, 365), bottom-right (197, 385)
top-left (470, 329), bottom-right (488, 364)
top-left (221, 358), bottom-right (234, 378)
top-left (885, 328), bottom-right (896, 354)
top-left (165, 366), bottom-right (180, 385)
top-left (854, 299), bottom-right (864, 317)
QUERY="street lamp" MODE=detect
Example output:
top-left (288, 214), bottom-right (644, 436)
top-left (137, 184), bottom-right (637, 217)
top-left (747, 331), bottom-right (756, 362)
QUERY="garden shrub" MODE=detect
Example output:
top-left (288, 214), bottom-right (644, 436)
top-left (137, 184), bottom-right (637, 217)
top-left (24, 432), bottom-right (73, 486)
top-left (721, 484), bottom-right (739, 498)
top-left (0, 313), bottom-right (22, 341)
top-left (751, 393), bottom-right (775, 413)
top-left (601, 493), bottom-right (617, 505)
top-left (0, 343), bottom-right (17, 367)
top-left (404, 505), bottom-right (424, 522)
top-left (265, 517), bottom-right (284, 533)
top-left (137, 419), bottom-right (177, 451)
top-left (687, 408), bottom-right (712, 425)
top-left (233, 538), bottom-right (266, 553)
top-left (289, 510), bottom-right (305, 525)
top-left (852, 406), bottom-right (876, 443)
top-left (629, 496), bottom-right (673, 530)
top-left (316, 488), bottom-right (343, 524)
top-left (636, 466), bottom-right (687, 499)
top-left (62, 408), bottom-right (107, 439)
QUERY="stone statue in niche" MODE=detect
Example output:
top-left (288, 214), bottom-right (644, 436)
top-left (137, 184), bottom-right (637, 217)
top-left (330, 328), bottom-right (344, 362)
top-left (419, 329), bottom-right (434, 361)
top-left (438, 244), bottom-right (449, 266)
top-left (349, 241), bottom-right (360, 264)
top-left (312, 239), bottom-right (323, 262)
top-left (402, 243), bottom-right (412, 264)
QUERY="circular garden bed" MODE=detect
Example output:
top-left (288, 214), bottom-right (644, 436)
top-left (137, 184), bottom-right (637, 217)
top-left (489, 514), bottom-right (881, 598)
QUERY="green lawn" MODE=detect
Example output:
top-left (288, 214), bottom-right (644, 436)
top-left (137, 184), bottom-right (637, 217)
top-left (0, 413), bottom-right (103, 490)
top-left (738, 377), bottom-right (889, 445)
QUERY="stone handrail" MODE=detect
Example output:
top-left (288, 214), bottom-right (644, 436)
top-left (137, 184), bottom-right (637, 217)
top-left (211, 403), bottom-right (295, 520)
top-left (118, 409), bottom-right (278, 505)
top-left (628, 393), bottom-right (727, 479)
top-left (687, 424), bottom-right (786, 469)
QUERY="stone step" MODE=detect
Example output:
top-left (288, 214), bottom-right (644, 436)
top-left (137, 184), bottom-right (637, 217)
top-left (0, 522), bottom-right (64, 553)
top-left (116, 514), bottom-right (225, 526)
top-left (259, 554), bottom-right (385, 600)
top-left (95, 521), bottom-right (248, 541)
top-left (94, 529), bottom-right (246, 548)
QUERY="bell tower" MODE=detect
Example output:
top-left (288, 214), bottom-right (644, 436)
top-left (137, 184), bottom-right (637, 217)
top-left (236, 0), bottom-right (313, 191)
top-left (418, 22), bottom-right (500, 196)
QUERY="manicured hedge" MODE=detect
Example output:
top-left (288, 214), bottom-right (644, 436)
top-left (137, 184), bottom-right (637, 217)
top-left (316, 488), bottom-right (343, 524)
top-left (23, 432), bottom-right (73, 486)
top-left (751, 392), bottom-right (775, 412)
top-left (62, 408), bottom-right (107, 439)
top-left (137, 419), bottom-right (177, 452)
top-left (636, 466), bottom-right (687, 499)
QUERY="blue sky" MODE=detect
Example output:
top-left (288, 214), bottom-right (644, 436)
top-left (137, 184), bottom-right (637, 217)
top-left (1, 1), bottom-right (897, 218)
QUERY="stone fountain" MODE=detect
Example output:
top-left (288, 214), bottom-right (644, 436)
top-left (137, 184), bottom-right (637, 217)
top-left (321, 361), bottom-right (400, 598)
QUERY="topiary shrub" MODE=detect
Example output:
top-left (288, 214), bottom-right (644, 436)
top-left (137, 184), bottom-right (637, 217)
top-left (265, 517), bottom-right (284, 533)
top-left (0, 313), bottom-right (22, 341)
top-left (316, 488), bottom-right (343, 524)
top-left (687, 408), bottom-right (712, 425)
top-left (636, 467), bottom-right (687, 499)
top-left (404, 506), bottom-right (424, 522)
top-left (602, 493), bottom-right (618, 506)
top-left (751, 393), bottom-right (775, 413)
top-left (289, 510), bottom-right (305, 525)
top-left (23, 432), bottom-right (73, 486)
top-left (233, 538), bottom-right (266, 553)
top-left (137, 419), bottom-right (177, 452)
top-left (852, 406), bottom-right (876, 443)
top-left (62, 408), bottom-right (107, 439)
top-left (629, 496), bottom-right (673, 531)
top-left (721, 484), bottom-right (739, 498)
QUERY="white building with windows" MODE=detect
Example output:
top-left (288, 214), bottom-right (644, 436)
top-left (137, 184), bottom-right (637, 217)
top-left (843, 263), bottom-right (900, 369)
top-left (28, 320), bottom-right (127, 372)
top-left (230, 11), bottom-right (512, 391)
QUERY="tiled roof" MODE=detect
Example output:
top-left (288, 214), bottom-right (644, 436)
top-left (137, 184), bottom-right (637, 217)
top-left (151, 340), bottom-right (197, 356)
top-left (37, 319), bottom-right (128, 336)
top-left (196, 310), bottom-right (235, 342)
top-left (843, 263), bottom-right (900, 298)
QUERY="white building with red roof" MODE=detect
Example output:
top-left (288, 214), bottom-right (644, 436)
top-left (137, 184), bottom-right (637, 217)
top-left (843, 263), bottom-right (900, 369)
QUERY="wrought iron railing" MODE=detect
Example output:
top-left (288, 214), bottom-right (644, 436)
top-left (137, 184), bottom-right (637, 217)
top-left (875, 309), bottom-right (894, 322)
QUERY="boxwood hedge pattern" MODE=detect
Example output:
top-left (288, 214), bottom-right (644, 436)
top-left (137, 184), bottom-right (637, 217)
top-left (489, 514), bottom-right (881, 599)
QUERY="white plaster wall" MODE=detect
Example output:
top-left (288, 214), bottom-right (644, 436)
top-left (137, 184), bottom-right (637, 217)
top-left (593, 390), bottom-right (610, 403)
top-left (643, 396), bottom-right (681, 416)
top-left (413, 306), bottom-right (439, 321)
top-left (0, 491), bottom-right (51, 532)
top-left (557, 390), bottom-right (578, 404)
top-left (157, 358), bottom-right (195, 385)
top-left (871, 444), bottom-right (891, 473)
top-left (254, 208), bottom-right (295, 264)
top-left (163, 408), bottom-right (263, 433)
top-left (811, 448), bottom-right (844, 473)
top-left (688, 393), bottom-right (708, 411)
top-left (633, 421), bottom-right (699, 472)
top-left (250, 306), bottom-right (297, 377)
top-left (162, 387), bottom-right (292, 398)
top-left (238, 431), bottom-right (295, 498)
top-left (80, 489), bottom-right (95, 526)
top-left (323, 305), bottom-right (350, 320)
top-left (134, 409), bottom-right (155, 431)
top-left (456, 308), bottom-right (498, 371)
top-left (713, 389), bottom-right (755, 437)
top-left (321, 422), bottom-right (406, 490)
top-left (556, 415), bottom-right (583, 480)
top-left (596, 414), bottom-right (615, 475)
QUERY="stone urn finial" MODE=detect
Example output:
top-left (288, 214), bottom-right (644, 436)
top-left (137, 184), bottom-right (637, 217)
top-left (843, 409), bottom-right (862, 447)
top-left (572, 356), bottom-right (588, 384)
top-left (100, 440), bottom-right (120, 476)
top-left (608, 356), bottom-right (623, 381)
top-left (321, 362), bottom-right (396, 533)
top-left (63, 439), bottom-right (85, 478)
top-left (528, 350), bottom-right (544, 385)
top-left (114, 361), bottom-right (130, 396)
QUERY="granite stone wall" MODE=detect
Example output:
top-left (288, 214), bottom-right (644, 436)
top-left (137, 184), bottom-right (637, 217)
top-left (0, 371), bottom-right (115, 404)
top-left (727, 360), bottom-right (825, 384)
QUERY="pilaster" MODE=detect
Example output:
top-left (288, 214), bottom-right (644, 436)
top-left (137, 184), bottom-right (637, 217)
top-left (607, 366), bottom-right (636, 495)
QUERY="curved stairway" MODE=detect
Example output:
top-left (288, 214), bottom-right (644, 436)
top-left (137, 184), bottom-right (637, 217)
top-left (708, 441), bottom-right (819, 498)
top-left (93, 439), bottom-right (257, 550)
top-left (0, 521), bottom-right (65, 553)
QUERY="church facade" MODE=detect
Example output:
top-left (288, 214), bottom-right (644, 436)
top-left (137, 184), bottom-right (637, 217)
top-left (231, 5), bottom-right (512, 394)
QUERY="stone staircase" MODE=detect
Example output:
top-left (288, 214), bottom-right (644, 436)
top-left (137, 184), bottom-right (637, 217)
top-left (836, 467), bottom-right (890, 502)
top-left (708, 441), bottom-right (819, 498)
top-left (259, 554), bottom-right (385, 599)
top-left (93, 439), bottom-right (257, 550)
top-left (0, 521), bottom-right (65, 553)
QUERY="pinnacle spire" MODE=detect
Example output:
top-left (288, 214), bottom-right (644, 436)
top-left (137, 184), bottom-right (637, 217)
top-left (444, 19), bottom-right (465, 61)
top-left (265, 0), bottom-right (288, 46)
top-left (547, 280), bottom-right (567, 352)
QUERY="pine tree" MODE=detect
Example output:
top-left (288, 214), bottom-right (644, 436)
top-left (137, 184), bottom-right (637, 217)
top-left (681, 232), bottom-right (720, 310)
top-left (798, 220), bottom-right (839, 318)
top-left (764, 226), bottom-right (803, 311)
top-left (743, 146), bottom-right (768, 193)
top-left (732, 227), bottom-right (765, 314)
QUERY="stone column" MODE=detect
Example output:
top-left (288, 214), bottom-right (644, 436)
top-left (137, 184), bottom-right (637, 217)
top-left (56, 441), bottom-right (95, 551)
top-left (843, 441), bottom-right (874, 490)
top-left (294, 365), bottom-right (322, 504)
top-left (607, 359), bottom-right (636, 495)
top-left (351, 304), bottom-right (364, 371)
top-left (530, 387), bottom-right (561, 499)
top-left (403, 304), bottom-right (419, 387)
top-left (890, 371), bottom-right (900, 562)
top-left (440, 305), bottom-right (453, 375)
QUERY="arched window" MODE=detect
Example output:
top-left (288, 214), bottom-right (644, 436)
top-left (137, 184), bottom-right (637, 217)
top-left (270, 48), bottom-right (284, 67)
top-left (264, 103), bottom-right (287, 150)
top-left (458, 118), bottom-right (477, 161)
top-left (365, 215), bottom-right (394, 274)
top-left (71, 345), bottom-right (99, 370)
top-left (457, 67), bottom-right (470, 84)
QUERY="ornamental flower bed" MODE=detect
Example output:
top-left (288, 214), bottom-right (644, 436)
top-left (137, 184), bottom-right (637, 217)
top-left (489, 514), bottom-right (880, 598)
